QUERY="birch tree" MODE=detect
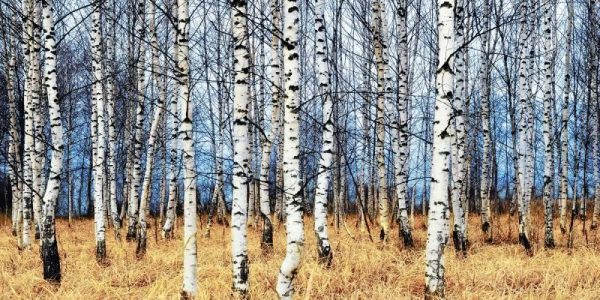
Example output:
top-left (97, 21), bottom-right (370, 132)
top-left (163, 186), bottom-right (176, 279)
top-left (30, 2), bottom-right (43, 241)
top-left (21, 0), bottom-right (35, 249)
top-left (276, 0), bottom-right (304, 296)
top-left (177, 0), bottom-right (198, 295)
top-left (162, 0), bottom-right (180, 239)
top-left (395, 0), bottom-right (413, 248)
top-left (450, 0), bottom-right (468, 254)
top-left (559, 0), bottom-right (573, 233)
top-left (126, 0), bottom-right (147, 241)
top-left (312, 0), bottom-right (334, 265)
top-left (541, 0), bottom-right (556, 248)
top-left (479, 0), bottom-right (492, 242)
top-left (258, 0), bottom-right (282, 249)
top-left (4, 16), bottom-right (22, 239)
top-left (516, 0), bottom-right (533, 254)
top-left (372, 0), bottom-right (390, 242)
top-left (424, 0), bottom-right (454, 296)
top-left (231, 0), bottom-right (251, 294)
top-left (105, 0), bottom-right (120, 238)
top-left (39, 0), bottom-right (64, 283)
top-left (137, 0), bottom-right (167, 257)
top-left (90, 0), bottom-right (107, 262)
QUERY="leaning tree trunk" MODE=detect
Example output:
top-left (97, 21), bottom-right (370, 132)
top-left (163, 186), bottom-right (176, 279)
top-left (312, 0), bottom-right (334, 266)
top-left (39, 0), bottom-right (64, 283)
top-left (137, 0), bottom-right (167, 257)
top-left (91, 0), bottom-right (107, 262)
top-left (231, 0), bottom-right (251, 295)
top-left (541, 0), bottom-right (556, 248)
top-left (372, 0), bottom-right (390, 242)
top-left (177, 0), bottom-right (197, 296)
top-left (479, 0), bottom-right (492, 242)
top-left (276, 0), bottom-right (304, 297)
top-left (258, 0), bottom-right (282, 250)
top-left (559, 0), bottom-right (573, 233)
top-left (395, 0), bottom-right (413, 248)
top-left (424, 0), bottom-right (454, 297)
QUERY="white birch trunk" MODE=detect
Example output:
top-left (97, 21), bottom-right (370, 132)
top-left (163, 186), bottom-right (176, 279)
top-left (449, 0), bottom-right (468, 255)
top-left (137, 0), bottom-right (167, 257)
top-left (516, 0), bottom-right (533, 254)
top-left (105, 0), bottom-right (120, 238)
top-left (559, 0), bottom-right (573, 233)
top-left (313, 0), bottom-right (334, 265)
top-left (541, 0), bottom-right (556, 247)
top-left (479, 0), bottom-right (492, 242)
top-left (177, 0), bottom-right (197, 296)
top-left (91, 0), bottom-right (107, 262)
top-left (395, 0), bottom-right (413, 248)
top-left (126, 0), bottom-right (147, 241)
top-left (258, 0), bottom-right (282, 249)
top-left (231, 0), bottom-right (251, 294)
top-left (40, 0), bottom-right (64, 282)
top-left (424, 0), bottom-right (454, 296)
top-left (30, 3), bottom-right (43, 241)
top-left (5, 25), bottom-right (22, 238)
top-left (21, 0), bottom-right (34, 249)
top-left (276, 0), bottom-right (304, 296)
top-left (372, 0), bottom-right (390, 242)
top-left (162, 0), bottom-right (180, 239)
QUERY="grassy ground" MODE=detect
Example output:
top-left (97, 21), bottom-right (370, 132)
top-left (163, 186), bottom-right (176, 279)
top-left (2, 205), bottom-right (600, 299)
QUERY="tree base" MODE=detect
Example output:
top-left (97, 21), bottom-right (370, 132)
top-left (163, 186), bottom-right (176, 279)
top-left (481, 222), bottom-right (492, 243)
top-left (136, 236), bottom-right (147, 258)
top-left (181, 291), bottom-right (195, 300)
top-left (544, 237), bottom-right (555, 249)
top-left (96, 240), bottom-right (108, 265)
top-left (519, 233), bottom-right (533, 256)
top-left (261, 217), bottom-right (273, 250)
top-left (424, 286), bottom-right (444, 300)
top-left (162, 228), bottom-right (174, 240)
top-left (126, 224), bottom-right (136, 241)
top-left (316, 242), bottom-right (333, 268)
top-left (400, 228), bottom-right (414, 248)
top-left (452, 230), bottom-right (467, 257)
top-left (41, 239), bottom-right (61, 284)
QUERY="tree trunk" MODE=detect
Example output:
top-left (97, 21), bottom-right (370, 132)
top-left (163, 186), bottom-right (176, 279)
top-left (312, 0), bottom-right (334, 266)
top-left (395, 0), bottom-right (413, 248)
top-left (231, 0), bottom-right (251, 295)
top-left (137, 0), bottom-right (167, 257)
top-left (424, 0), bottom-right (454, 297)
top-left (91, 0), bottom-right (107, 263)
top-left (559, 0), bottom-right (573, 233)
top-left (541, 0), bottom-right (556, 248)
top-left (276, 0), bottom-right (304, 296)
top-left (177, 0), bottom-right (197, 296)
top-left (372, 0), bottom-right (390, 242)
top-left (40, 0), bottom-right (64, 283)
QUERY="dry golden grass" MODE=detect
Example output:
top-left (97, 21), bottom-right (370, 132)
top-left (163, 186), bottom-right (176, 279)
top-left (2, 204), bottom-right (600, 299)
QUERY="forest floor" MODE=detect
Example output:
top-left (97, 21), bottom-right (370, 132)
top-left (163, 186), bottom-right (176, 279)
top-left (2, 206), bottom-right (600, 299)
